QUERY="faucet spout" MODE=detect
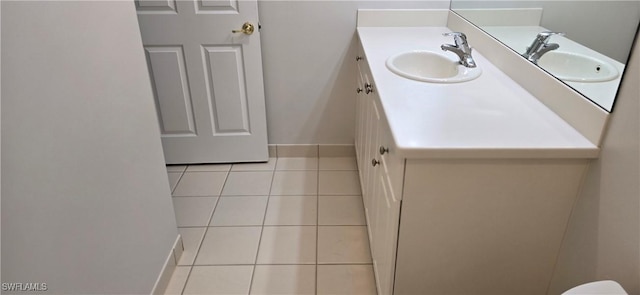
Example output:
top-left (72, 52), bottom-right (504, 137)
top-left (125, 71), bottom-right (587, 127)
top-left (462, 53), bottom-right (477, 68)
top-left (441, 44), bottom-right (476, 68)
top-left (441, 32), bottom-right (477, 68)
top-left (528, 43), bottom-right (559, 64)
top-left (522, 31), bottom-right (564, 64)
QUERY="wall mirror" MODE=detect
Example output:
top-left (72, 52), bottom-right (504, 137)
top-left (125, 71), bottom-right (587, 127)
top-left (450, 1), bottom-right (640, 112)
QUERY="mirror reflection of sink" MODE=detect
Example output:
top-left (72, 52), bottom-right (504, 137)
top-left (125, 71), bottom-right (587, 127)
top-left (537, 51), bottom-right (619, 82)
top-left (386, 50), bottom-right (482, 83)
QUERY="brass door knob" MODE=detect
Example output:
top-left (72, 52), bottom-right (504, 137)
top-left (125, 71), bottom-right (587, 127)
top-left (232, 22), bottom-right (255, 35)
top-left (372, 159), bottom-right (380, 167)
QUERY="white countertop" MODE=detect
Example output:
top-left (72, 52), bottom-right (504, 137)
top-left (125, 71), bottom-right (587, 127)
top-left (358, 27), bottom-right (599, 159)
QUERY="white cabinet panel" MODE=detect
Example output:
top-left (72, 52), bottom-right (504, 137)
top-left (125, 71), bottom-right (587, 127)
top-left (355, 45), bottom-right (403, 295)
top-left (354, 35), bottom-right (587, 295)
top-left (395, 159), bottom-right (588, 295)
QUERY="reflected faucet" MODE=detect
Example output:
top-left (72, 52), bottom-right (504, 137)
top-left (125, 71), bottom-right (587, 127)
top-left (522, 31), bottom-right (565, 64)
top-left (441, 32), bottom-right (477, 68)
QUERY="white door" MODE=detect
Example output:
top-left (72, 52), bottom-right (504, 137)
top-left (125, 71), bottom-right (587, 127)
top-left (136, 0), bottom-right (268, 164)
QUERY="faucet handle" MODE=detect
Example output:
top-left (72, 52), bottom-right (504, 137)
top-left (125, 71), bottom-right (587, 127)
top-left (537, 31), bottom-right (565, 42)
top-left (539, 31), bottom-right (565, 36)
top-left (443, 32), bottom-right (466, 37)
top-left (443, 32), bottom-right (468, 46)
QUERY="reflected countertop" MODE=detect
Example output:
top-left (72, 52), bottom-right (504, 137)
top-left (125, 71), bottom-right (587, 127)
top-left (480, 25), bottom-right (624, 111)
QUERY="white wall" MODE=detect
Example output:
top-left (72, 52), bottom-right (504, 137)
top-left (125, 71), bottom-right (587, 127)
top-left (1, 1), bottom-right (178, 294)
top-left (258, 0), bottom-right (449, 144)
top-left (549, 30), bottom-right (640, 295)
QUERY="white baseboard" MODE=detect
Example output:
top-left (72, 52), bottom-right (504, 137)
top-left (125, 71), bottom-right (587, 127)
top-left (151, 234), bottom-right (183, 295)
top-left (267, 144), bottom-right (355, 157)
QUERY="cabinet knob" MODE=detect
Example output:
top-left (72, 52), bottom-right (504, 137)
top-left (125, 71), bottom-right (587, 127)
top-left (365, 83), bottom-right (374, 94)
top-left (371, 159), bottom-right (380, 167)
top-left (356, 56), bottom-right (363, 61)
top-left (357, 87), bottom-right (363, 93)
top-left (379, 146), bottom-right (389, 155)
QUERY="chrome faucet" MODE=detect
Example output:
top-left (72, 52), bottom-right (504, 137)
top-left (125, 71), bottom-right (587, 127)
top-left (522, 31), bottom-right (565, 64)
top-left (441, 32), bottom-right (477, 68)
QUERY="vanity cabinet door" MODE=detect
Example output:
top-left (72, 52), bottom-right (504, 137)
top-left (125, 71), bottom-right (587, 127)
top-left (354, 45), bottom-right (403, 295)
top-left (355, 47), bottom-right (367, 192)
top-left (356, 51), bottom-right (377, 211)
top-left (371, 106), bottom-right (401, 295)
top-left (366, 93), bottom-right (381, 259)
top-left (372, 162), bottom-right (400, 295)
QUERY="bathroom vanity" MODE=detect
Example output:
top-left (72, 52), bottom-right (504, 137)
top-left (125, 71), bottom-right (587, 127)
top-left (354, 10), bottom-right (603, 295)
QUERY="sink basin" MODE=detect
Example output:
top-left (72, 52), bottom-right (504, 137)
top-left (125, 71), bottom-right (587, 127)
top-left (537, 51), bottom-right (619, 82)
top-left (386, 50), bottom-right (482, 83)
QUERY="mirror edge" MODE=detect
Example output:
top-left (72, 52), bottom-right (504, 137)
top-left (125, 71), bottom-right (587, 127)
top-left (449, 5), bottom-right (640, 113)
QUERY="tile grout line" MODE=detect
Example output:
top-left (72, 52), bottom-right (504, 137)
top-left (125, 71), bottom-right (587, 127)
top-left (165, 158), bottom-right (360, 294)
top-left (171, 195), bottom-right (225, 198)
top-left (170, 168), bottom-right (187, 195)
top-left (185, 263), bottom-right (374, 266)
top-left (179, 167), bottom-right (230, 295)
top-left (247, 158), bottom-right (278, 295)
top-left (315, 158), bottom-right (320, 295)
top-left (178, 224), bottom-right (330, 228)
top-left (171, 165), bottom-right (231, 198)
top-left (171, 165), bottom-right (194, 295)
top-left (172, 165), bottom-right (191, 295)
top-left (180, 170), bottom-right (231, 173)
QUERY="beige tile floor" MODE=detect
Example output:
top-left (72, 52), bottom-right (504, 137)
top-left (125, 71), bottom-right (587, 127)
top-left (165, 157), bottom-right (377, 295)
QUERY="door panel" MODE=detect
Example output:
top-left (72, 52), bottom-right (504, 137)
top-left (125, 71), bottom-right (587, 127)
top-left (203, 46), bottom-right (250, 134)
top-left (137, 0), bottom-right (268, 164)
top-left (135, 0), bottom-right (176, 13)
top-left (196, 0), bottom-right (238, 12)
top-left (144, 46), bottom-right (196, 135)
